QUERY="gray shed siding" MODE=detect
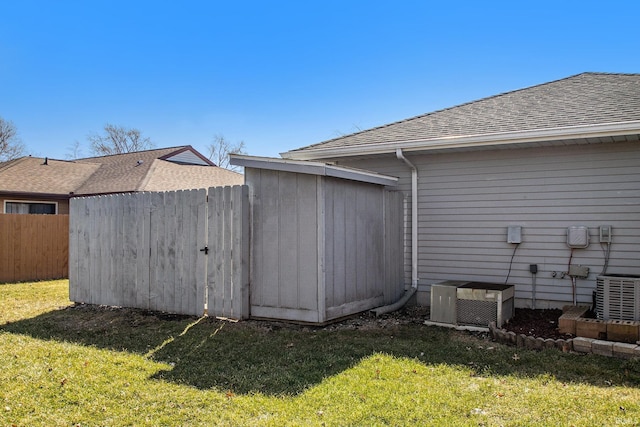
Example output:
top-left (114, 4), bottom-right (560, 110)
top-left (246, 168), bottom-right (404, 322)
top-left (336, 140), bottom-right (640, 308)
top-left (247, 169), bottom-right (320, 322)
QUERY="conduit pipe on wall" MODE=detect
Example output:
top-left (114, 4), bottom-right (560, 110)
top-left (396, 148), bottom-right (419, 289)
top-left (371, 148), bottom-right (420, 317)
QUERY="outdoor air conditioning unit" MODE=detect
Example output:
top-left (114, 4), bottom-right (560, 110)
top-left (430, 281), bottom-right (514, 328)
top-left (595, 274), bottom-right (640, 321)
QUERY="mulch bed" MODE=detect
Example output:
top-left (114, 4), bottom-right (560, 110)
top-left (502, 308), bottom-right (574, 339)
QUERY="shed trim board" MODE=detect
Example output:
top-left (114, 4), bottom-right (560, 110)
top-left (327, 140), bottom-right (640, 309)
top-left (230, 154), bottom-right (399, 187)
top-left (316, 175), bottom-right (327, 323)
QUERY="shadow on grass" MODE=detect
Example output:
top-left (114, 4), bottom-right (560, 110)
top-left (2, 304), bottom-right (640, 395)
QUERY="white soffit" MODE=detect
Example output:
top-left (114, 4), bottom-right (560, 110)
top-left (229, 154), bottom-right (398, 187)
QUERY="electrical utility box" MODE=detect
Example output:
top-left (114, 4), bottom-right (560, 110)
top-left (507, 225), bottom-right (522, 244)
top-left (599, 225), bottom-right (612, 243)
top-left (567, 225), bottom-right (590, 248)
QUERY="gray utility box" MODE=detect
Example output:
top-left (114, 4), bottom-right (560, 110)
top-left (457, 282), bottom-right (515, 328)
top-left (430, 280), bottom-right (469, 324)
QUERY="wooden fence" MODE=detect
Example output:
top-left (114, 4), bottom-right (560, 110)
top-left (0, 214), bottom-right (69, 283)
top-left (69, 186), bottom-right (249, 318)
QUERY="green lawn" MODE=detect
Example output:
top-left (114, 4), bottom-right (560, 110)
top-left (2, 280), bottom-right (640, 426)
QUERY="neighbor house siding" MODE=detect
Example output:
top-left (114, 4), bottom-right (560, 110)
top-left (336, 140), bottom-right (640, 308)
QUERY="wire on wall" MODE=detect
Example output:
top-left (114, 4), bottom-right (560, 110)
top-left (600, 242), bottom-right (611, 275)
top-left (504, 243), bottom-right (520, 284)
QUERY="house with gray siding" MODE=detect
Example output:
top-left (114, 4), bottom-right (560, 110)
top-left (282, 72), bottom-right (640, 310)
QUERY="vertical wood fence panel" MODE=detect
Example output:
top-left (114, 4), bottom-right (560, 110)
top-left (206, 185), bottom-right (249, 319)
top-left (69, 186), bottom-right (248, 318)
top-left (0, 214), bottom-right (69, 283)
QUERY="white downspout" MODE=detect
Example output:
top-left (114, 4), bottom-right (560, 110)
top-left (370, 148), bottom-right (420, 316)
top-left (395, 148), bottom-right (419, 289)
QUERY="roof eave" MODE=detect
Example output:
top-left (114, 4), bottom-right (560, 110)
top-left (0, 190), bottom-right (72, 200)
top-left (282, 121), bottom-right (640, 161)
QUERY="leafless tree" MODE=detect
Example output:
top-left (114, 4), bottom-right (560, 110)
top-left (206, 134), bottom-right (247, 171)
top-left (65, 140), bottom-right (85, 160)
top-left (88, 124), bottom-right (154, 156)
top-left (0, 117), bottom-right (26, 162)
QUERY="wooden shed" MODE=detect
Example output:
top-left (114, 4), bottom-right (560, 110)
top-left (231, 155), bottom-right (405, 324)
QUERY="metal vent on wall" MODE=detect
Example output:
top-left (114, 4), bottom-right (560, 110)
top-left (595, 275), bottom-right (640, 321)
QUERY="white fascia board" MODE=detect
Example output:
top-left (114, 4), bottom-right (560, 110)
top-left (230, 154), bottom-right (398, 186)
top-left (282, 121), bottom-right (640, 160)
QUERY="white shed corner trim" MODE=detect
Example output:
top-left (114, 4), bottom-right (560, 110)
top-left (229, 154), bottom-right (398, 187)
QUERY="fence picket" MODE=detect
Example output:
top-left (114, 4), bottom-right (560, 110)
top-left (208, 186), bottom-right (224, 316)
top-left (231, 185), bottom-right (250, 318)
top-left (194, 188), bottom-right (207, 316)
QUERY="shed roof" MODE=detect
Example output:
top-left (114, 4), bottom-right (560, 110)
top-left (283, 72), bottom-right (640, 160)
top-left (230, 154), bottom-right (398, 186)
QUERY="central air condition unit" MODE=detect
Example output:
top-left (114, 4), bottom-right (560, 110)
top-left (595, 274), bottom-right (640, 321)
top-left (430, 281), bottom-right (515, 328)
top-left (456, 282), bottom-right (515, 328)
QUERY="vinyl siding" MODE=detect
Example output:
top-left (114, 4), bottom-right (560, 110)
top-left (336, 141), bottom-right (640, 308)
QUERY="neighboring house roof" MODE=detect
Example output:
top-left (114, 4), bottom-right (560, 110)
top-left (283, 72), bottom-right (640, 160)
top-left (0, 145), bottom-right (243, 198)
top-left (0, 157), bottom-right (99, 197)
top-left (140, 159), bottom-right (244, 192)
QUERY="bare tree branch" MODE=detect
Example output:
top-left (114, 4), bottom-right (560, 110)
top-left (0, 117), bottom-right (26, 162)
top-left (88, 124), bottom-right (154, 156)
top-left (206, 134), bottom-right (246, 171)
top-left (65, 140), bottom-right (85, 160)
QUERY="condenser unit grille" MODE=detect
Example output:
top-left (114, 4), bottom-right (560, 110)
top-left (595, 275), bottom-right (640, 321)
top-left (456, 282), bottom-right (514, 328)
top-left (457, 299), bottom-right (497, 326)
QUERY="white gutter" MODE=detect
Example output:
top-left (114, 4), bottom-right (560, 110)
top-left (281, 120), bottom-right (640, 160)
top-left (395, 148), bottom-right (418, 289)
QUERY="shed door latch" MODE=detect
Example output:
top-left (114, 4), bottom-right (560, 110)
top-left (200, 246), bottom-right (209, 255)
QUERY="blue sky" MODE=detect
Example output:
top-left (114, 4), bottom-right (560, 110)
top-left (2, 1), bottom-right (639, 161)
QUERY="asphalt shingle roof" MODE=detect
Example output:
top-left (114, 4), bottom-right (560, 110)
top-left (288, 72), bottom-right (640, 153)
top-left (0, 146), bottom-right (243, 197)
top-left (0, 157), bottom-right (99, 195)
top-left (73, 147), bottom-right (193, 195)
